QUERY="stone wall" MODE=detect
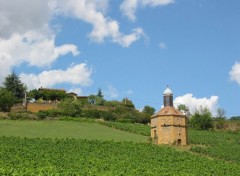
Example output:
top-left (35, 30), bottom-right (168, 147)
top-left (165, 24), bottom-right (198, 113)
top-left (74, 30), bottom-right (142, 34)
top-left (151, 115), bottom-right (188, 146)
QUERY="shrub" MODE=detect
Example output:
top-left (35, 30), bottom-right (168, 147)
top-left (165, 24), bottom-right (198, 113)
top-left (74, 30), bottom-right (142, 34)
top-left (189, 107), bottom-right (213, 130)
top-left (82, 109), bottom-right (101, 119)
top-left (8, 112), bottom-right (38, 120)
top-left (100, 111), bottom-right (117, 121)
top-left (37, 111), bottom-right (49, 119)
top-left (58, 98), bottom-right (82, 117)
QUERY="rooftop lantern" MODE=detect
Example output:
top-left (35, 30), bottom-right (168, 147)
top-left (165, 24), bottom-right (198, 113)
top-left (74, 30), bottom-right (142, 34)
top-left (163, 86), bottom-right (173, 107)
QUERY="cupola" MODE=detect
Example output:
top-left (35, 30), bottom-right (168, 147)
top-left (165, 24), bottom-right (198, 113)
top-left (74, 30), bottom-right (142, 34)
top-left (163, 86), bottom-right (173, 107)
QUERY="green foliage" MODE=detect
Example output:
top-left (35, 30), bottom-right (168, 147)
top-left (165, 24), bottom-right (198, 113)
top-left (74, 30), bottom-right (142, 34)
top-left (88, 94), bottom-right (105, 105)
top-left (0, 88), bottom-right (15, 112)
top-left (3, 71), bottom-right (26, 101)
top-left (29, 89), bottom-right (67, 101)
top-left (189, 107), bottom-right (213, 130)
top-left (177, 104), bottom-right (189, 112)
top-left (58, 98), bottom-right (82, 117)
top-left (7, 112), bottom-right (38, 120)
top-left (0, 137), bottom-right (240, 175)
top-left (142, 105), bottom-right (155, 117)
top-left (122, 98), bottom-right (135, 108)
top-left (37, 110), bottom-right (63, 119)
top-left (97, 88), bottom-right (104, 98)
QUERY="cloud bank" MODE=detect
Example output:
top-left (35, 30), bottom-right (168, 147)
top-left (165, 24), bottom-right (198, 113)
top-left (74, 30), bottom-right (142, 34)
top-left (174, 94), bottom-right (219, 116)
top-left (51, 0), bottom-right (145, 47)
top-left (20, 63), bottom-right (92, 90)
top-left (0, 0), bottom-right (148, 89)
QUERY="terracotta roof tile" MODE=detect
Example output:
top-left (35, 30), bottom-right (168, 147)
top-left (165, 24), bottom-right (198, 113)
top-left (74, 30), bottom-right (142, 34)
top-left (152, 106), bottom-right (183, 118)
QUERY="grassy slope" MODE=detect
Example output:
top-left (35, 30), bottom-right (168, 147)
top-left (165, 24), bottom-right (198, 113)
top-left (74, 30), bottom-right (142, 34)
top-left (0, 120), bottom-right (147, 143)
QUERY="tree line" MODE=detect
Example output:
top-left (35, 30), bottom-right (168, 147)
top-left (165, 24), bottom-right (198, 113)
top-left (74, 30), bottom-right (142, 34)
top-left (0, 72), bottom-right (236, 129)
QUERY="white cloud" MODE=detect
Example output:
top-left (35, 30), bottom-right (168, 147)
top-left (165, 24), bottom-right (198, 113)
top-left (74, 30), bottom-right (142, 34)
top-left (174, 94), bottom-right (219, 116)
top-left (0, 32), bottom-right (79, 84)
top-left (159, 42), bottom-right (166, 49)
top-left (120, 0), bottom-right (174, 21)
top-left (104, 85), bottom-right (119, 99)
top-left (20, 63), bottom-right (93, 90)
top-left (0, 1), bottom-right (80, 85)
top-left (51, 0), bottom-right (144, 47)
top-left (229, 62), bottom-right (240, 85)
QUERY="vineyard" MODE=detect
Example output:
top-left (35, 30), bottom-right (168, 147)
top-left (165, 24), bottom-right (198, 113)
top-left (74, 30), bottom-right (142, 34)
top-left (0, 120), bottom-right (240, 175)
top-left (1, 136), bottom-right (240, 175)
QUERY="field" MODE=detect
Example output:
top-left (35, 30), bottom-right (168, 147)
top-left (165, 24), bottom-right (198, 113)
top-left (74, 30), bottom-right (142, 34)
top-left (0, 120), bottom-right (147, 142)
top-left (0, 119), bottom-right (240, 175)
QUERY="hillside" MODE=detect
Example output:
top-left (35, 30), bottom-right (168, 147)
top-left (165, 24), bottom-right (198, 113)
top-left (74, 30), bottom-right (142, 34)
top-left (0, 120), bottom-right (147, 142)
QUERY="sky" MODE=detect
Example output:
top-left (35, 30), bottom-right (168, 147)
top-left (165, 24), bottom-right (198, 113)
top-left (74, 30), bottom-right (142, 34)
top-left (0, 0), bottom-right (240, 117)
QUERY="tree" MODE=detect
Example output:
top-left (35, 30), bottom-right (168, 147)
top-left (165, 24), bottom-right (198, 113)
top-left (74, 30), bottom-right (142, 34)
top-left (178, 104), bottom-right (191, 117)
top-left (58, 98), bottom-right (82, 117)
top-left (97, 88), bottom-right (104, 98)
top-left (216, 108), bottom-right (226, 118)
top-left (142, 105), bottom-right (155, 117)
top-left (215, 108), bottom-right (226, 129)
top-left (189, 107), bottom-right (213, 130)
top-left (0, 88), bottom-right (15, 112)
top-left (122, 98), bottom-right (135, 108)
top-left (88, 89), bottom-right (105, 106)
top-left (3, 72), bottom-right (26, 101)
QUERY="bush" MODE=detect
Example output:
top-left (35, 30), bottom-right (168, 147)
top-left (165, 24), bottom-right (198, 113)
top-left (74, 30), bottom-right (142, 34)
top-left (8, 112), bottom-right (38, 120)
top-left (37, 111), bottom-right (49, 119)
top-left (0, 88), bottom-right (15, 112)
top-left (100, 111), bottom-right (117, 121)
top-left (189, 107), bottom-right (213, 130)
top-left (36, 109), bottom-right (63, 119)
top-left (58, 98), bottom-right (82, 117)
top-left (82, 109), bottom-right (101, 119)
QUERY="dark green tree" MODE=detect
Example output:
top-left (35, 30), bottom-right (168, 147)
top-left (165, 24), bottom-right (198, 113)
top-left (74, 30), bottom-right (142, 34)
top-left (122, 98), bottom-right (135, 108)
top-left (97, 88), bottom-right (104, 98)
top-left (189, 107), bottom-right (213, 130)
top-left (28, 89), bottom-right (42, 100)
top-left (3, 72), bottom-right (26, 101)
top-left (0, 88), bottom-right (15, 112)
top-left (178, 104), bottom-right (191, 117)
top-left (142, 105), bottom-right (155, 117)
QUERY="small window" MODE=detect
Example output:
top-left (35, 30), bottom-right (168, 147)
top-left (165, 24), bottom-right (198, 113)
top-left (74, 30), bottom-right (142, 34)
top-left (154, 130), bottom-right (157, 137)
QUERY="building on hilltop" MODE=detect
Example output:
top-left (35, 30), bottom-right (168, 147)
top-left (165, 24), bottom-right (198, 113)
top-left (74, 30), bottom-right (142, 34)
top-left (150, 86), bottom-right (188, 146)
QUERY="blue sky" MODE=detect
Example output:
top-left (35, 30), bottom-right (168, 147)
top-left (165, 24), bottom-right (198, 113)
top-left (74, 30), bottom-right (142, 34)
top-left (0, 0), bottom-right (240, 117)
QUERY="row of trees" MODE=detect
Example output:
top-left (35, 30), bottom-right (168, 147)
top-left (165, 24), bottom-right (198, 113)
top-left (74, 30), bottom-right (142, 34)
top-left (177, 104), bottom-right (227, 130)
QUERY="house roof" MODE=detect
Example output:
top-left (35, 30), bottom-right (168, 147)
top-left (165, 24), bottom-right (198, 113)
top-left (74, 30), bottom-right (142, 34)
top-left (152, 106), bottom-right (183, 118)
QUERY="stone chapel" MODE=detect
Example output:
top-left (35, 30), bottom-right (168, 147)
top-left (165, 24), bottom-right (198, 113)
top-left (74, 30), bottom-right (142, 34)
top-left (150, 86), bottom-right (188, 145)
